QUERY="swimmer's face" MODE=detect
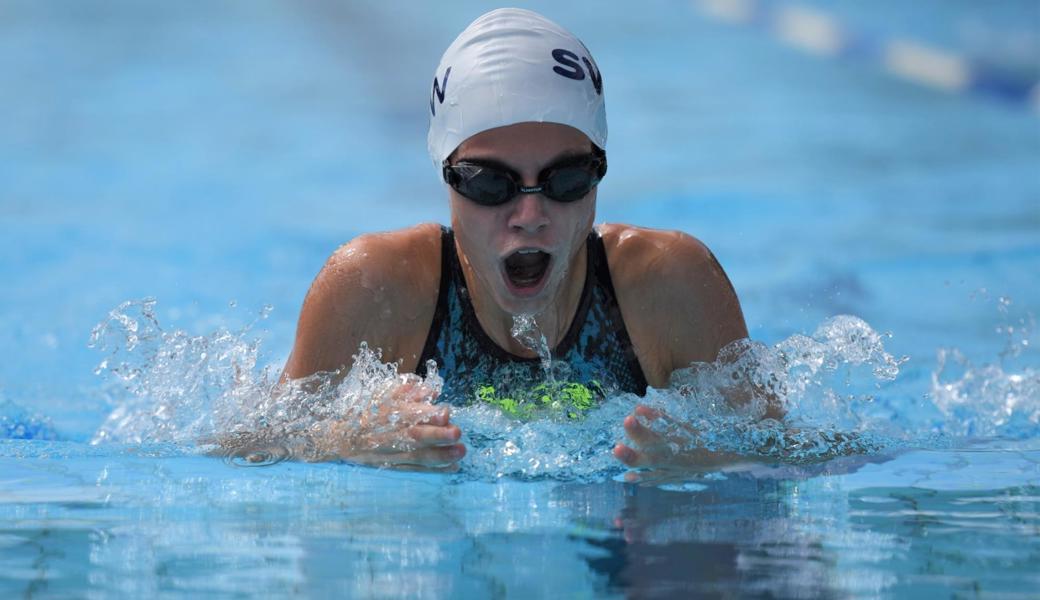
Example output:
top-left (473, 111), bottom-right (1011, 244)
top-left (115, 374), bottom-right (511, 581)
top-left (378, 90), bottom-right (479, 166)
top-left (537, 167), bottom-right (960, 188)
top-left (448, 122), bottom-right (598, 316)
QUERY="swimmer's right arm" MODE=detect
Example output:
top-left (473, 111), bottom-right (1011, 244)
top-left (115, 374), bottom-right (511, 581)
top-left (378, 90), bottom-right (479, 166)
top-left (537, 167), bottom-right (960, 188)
top-left (326, 379), bottom-right (466, 470)
top-left (278, 229), bottom-right (466, 469)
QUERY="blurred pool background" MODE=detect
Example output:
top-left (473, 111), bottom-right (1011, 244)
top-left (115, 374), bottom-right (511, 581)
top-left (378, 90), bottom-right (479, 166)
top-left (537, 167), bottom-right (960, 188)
top-left (2, 0), bottom-right (1038, 437)
top-left (1, 0), bottom-right (1038, 597)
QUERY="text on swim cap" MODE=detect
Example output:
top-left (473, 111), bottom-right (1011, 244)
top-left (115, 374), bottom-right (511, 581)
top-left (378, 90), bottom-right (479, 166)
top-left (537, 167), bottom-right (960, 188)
top-left (430, 48), bottom-right (602, 119)
top-left (551, 49), bottom-right (602, 95)
top-left (430, 67), bottom-right (451, 117)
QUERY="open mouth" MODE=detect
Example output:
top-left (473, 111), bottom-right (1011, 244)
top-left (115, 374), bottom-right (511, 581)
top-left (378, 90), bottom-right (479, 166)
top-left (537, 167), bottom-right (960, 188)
top-left (503, 249), bottom-right (551, 289)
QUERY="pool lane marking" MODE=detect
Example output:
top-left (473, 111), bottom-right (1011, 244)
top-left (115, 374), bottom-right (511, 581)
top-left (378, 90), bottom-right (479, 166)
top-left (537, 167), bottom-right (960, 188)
top-left (772, 5), bottom-right (844, 57)
top-left (693, 0), bottom-right (1040, 112)
top-left (883, 40), bottom-right (970, 92)
top-left (697, 0), bottom-right (756, 25)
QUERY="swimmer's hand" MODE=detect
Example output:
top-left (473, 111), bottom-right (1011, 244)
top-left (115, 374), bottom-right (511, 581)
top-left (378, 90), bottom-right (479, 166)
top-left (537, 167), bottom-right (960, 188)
top-left (332, 380), bottom-right (466, 472)
top-left (613, 405), bottom-right (743, 471)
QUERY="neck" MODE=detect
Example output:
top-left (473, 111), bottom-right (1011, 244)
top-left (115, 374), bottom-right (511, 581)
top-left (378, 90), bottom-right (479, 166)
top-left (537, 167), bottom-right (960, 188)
top-left (459, 241), bottom-right (588, 358)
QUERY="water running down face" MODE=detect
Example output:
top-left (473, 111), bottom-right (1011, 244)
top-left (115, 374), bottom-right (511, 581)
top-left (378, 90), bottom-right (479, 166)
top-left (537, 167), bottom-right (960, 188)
top-left (448, 122), bottom-right (598, 317)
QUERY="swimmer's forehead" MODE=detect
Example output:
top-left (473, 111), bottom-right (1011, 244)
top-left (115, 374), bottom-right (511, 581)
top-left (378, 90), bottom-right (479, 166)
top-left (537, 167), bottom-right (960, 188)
top-left (451, 122), bottom-right (595, 166)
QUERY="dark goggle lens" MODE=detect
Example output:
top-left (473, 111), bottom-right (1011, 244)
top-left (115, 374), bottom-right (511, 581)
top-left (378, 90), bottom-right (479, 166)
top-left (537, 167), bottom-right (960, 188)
top-left (444, 153), bottom-right (604, 206)
top-left (451, 166), bottom-right (516, 206)
top-left (542, 166), bottom-right (597, 202)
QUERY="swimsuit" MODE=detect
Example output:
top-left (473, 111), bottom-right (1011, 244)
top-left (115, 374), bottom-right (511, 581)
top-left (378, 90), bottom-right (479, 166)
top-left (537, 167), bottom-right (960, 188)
top-left (416, 227), bottom-right (647, 416)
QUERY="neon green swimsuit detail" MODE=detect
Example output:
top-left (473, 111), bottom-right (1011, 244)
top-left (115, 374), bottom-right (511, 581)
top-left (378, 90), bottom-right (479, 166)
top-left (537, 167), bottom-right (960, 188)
top-left (475, 380), bottom-right (604, 421)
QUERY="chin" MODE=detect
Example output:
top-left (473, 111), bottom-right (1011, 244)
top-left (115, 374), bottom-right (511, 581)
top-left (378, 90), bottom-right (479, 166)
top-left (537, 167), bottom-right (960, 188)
top-left (493, 286), bottom-right (544, 315)
top-left (496, 270), bottom-right (560, 316)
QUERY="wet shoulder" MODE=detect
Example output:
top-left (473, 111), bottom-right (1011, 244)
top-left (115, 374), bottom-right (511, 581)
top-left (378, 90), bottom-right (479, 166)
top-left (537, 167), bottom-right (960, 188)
top-left (596, 223), bottom-right (742, 383)
top-left (327, 222), bottom-right (443, 291)
top-left (597, 223), bottom-right (715, 291)
top-left (294, 223), bottom-right (444, 375)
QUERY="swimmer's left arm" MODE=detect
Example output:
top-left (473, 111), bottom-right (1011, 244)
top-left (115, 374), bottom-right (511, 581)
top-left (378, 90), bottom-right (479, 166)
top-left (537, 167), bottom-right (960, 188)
top-left (659, 233), bottom-right (748, 374)
top-left (611, 229), bottom-right (779, 469)
top-left (649, 233), bottom-right (785, 416)
top-left (609, 227), bottom-right (748, 385)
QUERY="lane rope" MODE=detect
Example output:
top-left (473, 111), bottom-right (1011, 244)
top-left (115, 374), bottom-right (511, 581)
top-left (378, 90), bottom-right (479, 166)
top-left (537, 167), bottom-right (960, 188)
top-left (693, 0), bottom-right (1040, 113)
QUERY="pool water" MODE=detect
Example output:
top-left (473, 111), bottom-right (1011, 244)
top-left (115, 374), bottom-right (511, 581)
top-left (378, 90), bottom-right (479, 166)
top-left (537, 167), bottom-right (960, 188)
top-left (2, 0), bottom-right (1038, 597)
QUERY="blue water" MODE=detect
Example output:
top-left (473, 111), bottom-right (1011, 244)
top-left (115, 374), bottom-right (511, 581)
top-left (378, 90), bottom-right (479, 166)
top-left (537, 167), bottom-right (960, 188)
top-left (2, 0), bottom-right (1039, 597)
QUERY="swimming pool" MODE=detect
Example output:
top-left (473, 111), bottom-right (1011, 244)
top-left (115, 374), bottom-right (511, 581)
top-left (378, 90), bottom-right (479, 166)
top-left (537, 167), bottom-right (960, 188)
top-left (2, 0), bottom-right (1038, 596)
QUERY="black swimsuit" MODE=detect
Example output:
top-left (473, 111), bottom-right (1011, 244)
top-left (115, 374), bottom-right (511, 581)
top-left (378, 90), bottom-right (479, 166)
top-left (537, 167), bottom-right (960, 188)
top-left (416, 227), bottom-right (647, 406)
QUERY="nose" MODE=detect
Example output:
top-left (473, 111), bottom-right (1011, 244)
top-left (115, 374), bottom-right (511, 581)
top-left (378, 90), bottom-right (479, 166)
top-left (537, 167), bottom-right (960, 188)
top-left (507, 192), bottom-right (550, 234)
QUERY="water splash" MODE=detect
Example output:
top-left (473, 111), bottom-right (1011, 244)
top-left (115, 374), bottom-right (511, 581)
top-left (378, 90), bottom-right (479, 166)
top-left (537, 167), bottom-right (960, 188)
top-left (927, 293), bottom-right (1040, 439)
top-left (87, 299), bottom-right (1040, 481)
top-left (930, 349), bottom-right (1039, 438)
top-left (454, 316), bottom-right (911, 480)
top-left (89, 297), bottom-right (271, 446)
top-left (638, 316), bottom-right (911, 462)
top-left (215, 345), bottom-right (445, 463)
top-left (89, 299), bottom-right (446, 465)
top-left (510, 313), bottom-right (553, 378)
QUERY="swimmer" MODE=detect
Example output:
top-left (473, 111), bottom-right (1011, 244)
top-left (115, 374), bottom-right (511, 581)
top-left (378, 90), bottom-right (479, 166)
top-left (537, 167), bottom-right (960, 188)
top-left (281, 9), bottom-right (773, 471)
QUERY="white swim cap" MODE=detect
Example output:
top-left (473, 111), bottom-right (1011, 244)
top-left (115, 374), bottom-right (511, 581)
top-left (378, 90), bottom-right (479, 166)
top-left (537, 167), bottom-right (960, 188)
top-left (427, 8), bottom-right (607, 169)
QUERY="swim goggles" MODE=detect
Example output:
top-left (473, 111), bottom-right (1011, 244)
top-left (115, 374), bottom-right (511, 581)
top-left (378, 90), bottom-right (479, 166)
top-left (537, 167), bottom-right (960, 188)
top-left (442, 146), bottom-right (607, 206)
